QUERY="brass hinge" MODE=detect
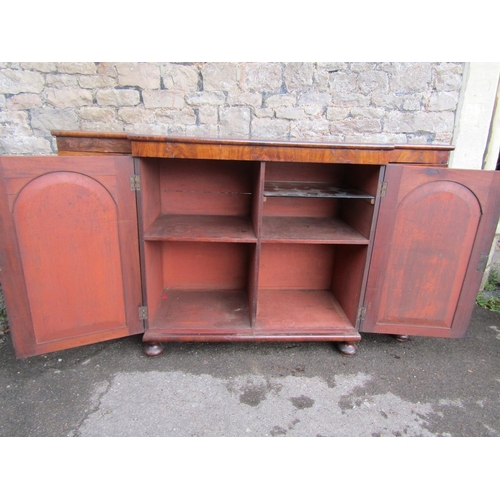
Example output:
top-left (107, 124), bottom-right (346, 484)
top-left (130, 174), bottom-right (141, 191)
top-left (139, 306), bottom-right (148, 320)
top-left (377, 181), bottom-right (387, 198)
top-left (357, 306), bottom-right (366, 322)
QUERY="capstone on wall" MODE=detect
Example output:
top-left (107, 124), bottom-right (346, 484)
top-left (0, 62), bottom-right (465, 154)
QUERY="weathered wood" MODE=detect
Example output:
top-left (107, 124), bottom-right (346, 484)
top-left (0, 156), bottom-right (143, 358)
top-left (362, 165), bottom-right (500, 338)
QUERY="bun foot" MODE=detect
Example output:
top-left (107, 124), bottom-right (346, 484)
top-left (394, 335), bottom-right (410, 342)
top-left (337, 342), bottom-right (357, 357)
top-left (143, 342), bottom-right (164, 356)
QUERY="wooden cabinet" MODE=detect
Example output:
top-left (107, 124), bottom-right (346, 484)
top-left (1, 131), bottom-right (499, 359)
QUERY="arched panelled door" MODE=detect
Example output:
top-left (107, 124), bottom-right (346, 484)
top-left (361, 164), bottom-right (500, 338)
top-left (0, 156), bottom-right (143, 358)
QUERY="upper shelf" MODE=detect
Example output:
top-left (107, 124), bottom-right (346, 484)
top-left (263, 181), bottom-right (374, 199)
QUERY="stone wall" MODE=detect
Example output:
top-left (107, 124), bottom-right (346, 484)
top-left (0, 62), bottom-right (465, 155)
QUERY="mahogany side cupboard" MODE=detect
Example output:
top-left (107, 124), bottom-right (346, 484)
top-left (1, 131), bottom-right (499, 359)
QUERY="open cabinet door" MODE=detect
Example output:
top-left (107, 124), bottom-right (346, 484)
top-left (0, 156), bottom-right (143, 358)
top-left (361, 165), bottom-right (500, 338)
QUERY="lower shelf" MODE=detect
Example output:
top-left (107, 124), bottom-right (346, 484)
top-left (147, 289), bottom-right (252, 334)
top-left (255, 290), bottom-right (357, 333)
top-left (143, 288), bottom-right (359, 343)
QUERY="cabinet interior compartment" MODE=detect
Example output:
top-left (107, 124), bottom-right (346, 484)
top-left (256, 243), bottom-right (368, 333)
top-left (262, 162), bottom-right (380, 243)
top-left (141, 158), bottom-right (261, 242)
top-left (144, 240), bottom-right (256, 333)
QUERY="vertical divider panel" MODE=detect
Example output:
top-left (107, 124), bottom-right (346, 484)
top-left (248, 161), bottom-right (266, 326)
top-left (136, 158), bottom-right (163, 327)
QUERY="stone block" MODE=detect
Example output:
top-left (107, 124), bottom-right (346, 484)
top-left (290, 119), bottom-right (330, 139)
top-left (57, 63), bottom-right (97, 75)
top-left (390, 63), bottom-right (432, 93)
top-left (350, 107), bottom-right (385, 118)
top-left (124, 123), bottom-right (171, 135)
top-left (45, 74), bottom-right (78, 88)
top-left (351, 63), bottom-right (377, 72)
top-left (6, 94), bottom-right (42, 110)
top-left (433, 63), bottom-right (464, 91)
top-left (219, 107), bottom-right (251, 137)
top-left (253, 108), bottom-right (274, 118)
top-left (284, 63), bottom-right (314, 91)
top-left (202, 63), bottom-right (239, 91)
top-left (242, 63), bottom-right (283, 92)
top-left (402, 97), bottom-right (422, 111)
top-left (30, 108), bottom-right (79, 134)
top-left (116, 63), bottom-right (160, 89)
top-left (0, 69), bottom-right (45, 94)
top-left (79, 75), bottom-right (116, 89)
top-left (298, 91), bottom-right (332, 107)
top-left (96, 89), bottom-right (141, 106)
top-left (20, 62), bottom-right (57, 72)
top-left (426, 92), bottom-right (459, 111)
top-left (265, 94), bottom-right (296, 108)
top-left (81, 122), bottom-right (124, 132)
top-left (357, 71), bottom-right (389, 95)
top-left (326, 107), bottom-right (349, 121)
top-left (78, 107), bottom-right (116, 121)
top-left (185, 92), bottom-right (225, 106)
top-left (186, 124), bottom-right (218, 136)
top-left (143, 90), bottom-right (185, 109)
top-left (329, 117), bottom-right (382, 135)
top-left (316, 62), bottom-right (348, 72)
top-left (303, 105), bottom-right (325, 117)
top-left (46, 88), bottom-right (93, 108)
top-left (0, 110), bottom-right (32, 135)
top-left (0, 135), bottom-right (53, 155)
top-left (197, 106), bottom-right (218, 125)
top-left (329, 72), bottom-right (358, 93)
top-left (162, 64), bottom-right (200, 91)
top-left (156, 109), bottom-right (197, 126)
top-left (251, 117), bottom-right (289, 138)
top-left (227, 92), bottom-right (262, 107)
top-left (275, 107), bottom-right (306, 120)
top-left (371, 93), bottom-right (403, 109)
top-left (118, 108), bottom-right (155, 124)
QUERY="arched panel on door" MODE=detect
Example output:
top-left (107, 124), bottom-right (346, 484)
top-left (13, 171), bottom-right (126, 343)
top-left (377, 181), bottom-right (480, 329)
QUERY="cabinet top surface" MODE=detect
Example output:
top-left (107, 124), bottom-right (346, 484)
top-left (51, 130), bottom-right (454, 151)
top-left (50, 130), bottom-right (454, 165)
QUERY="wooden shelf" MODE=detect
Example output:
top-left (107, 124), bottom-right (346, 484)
top-left (255, 290), bottom-right (356, 333)
top-left (261, 216), bottom-right (370, 244)
top-left (146, 289), bottom-right (252, 334)
top-left (144, 214), bottom-right (257, 242)
top-left (263, 181), bottom-right (374, 199)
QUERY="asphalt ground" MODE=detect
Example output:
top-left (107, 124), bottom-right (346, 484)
top-left (1, 305), bottom-right (499, 438)
top-left (2, 304), bottom-right (498, 497)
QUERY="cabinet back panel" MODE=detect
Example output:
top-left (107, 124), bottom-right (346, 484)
top-left (259, 243), bottom-right (334, 290)
top-left (263, 197), bottom-right (339, 217)
top-left (162, 241), bottom-right (250, 290)
top-left (160, 159), bottom-right (254, 216)
top-left (265, 162), bottom-right (345, 183)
